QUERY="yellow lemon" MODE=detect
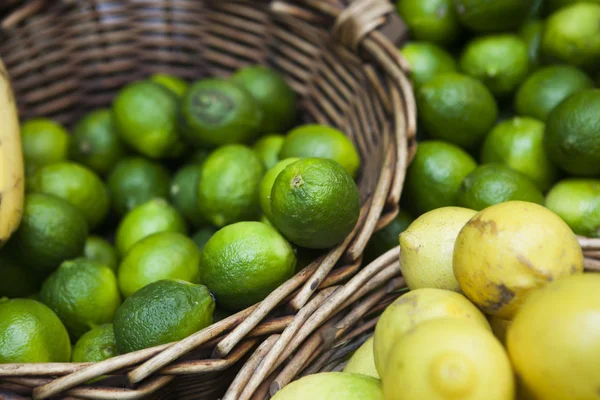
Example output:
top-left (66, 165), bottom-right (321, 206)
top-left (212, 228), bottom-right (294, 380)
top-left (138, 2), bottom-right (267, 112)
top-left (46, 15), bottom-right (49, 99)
top-left (272, 372), bottom-right (383, 400)
top-left (343, 337), bottom-right (379, 379)
top-left (488, 316), bottom-right (512, 345)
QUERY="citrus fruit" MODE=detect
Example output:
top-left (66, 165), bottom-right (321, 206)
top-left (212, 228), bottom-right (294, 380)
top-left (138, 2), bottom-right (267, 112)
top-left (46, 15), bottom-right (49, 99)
top-left (272, 372), bottom-right (383, 400)
top-left (115, 198), bottom-right (187, 256)
top-left (197, 145), bottom-right (265, 227)
top-left (106, 157), bottom-right (171, 216)
top-left (454, 201), bottom-right (584, 319)
top-left (30, 161), bottom-right (110, 230)
top-left (489, 316), bottom-right (511, 345)
top-left (21, 118), bottom-right (70, 176)
top-left (343, 337), bottom-right (379, 379)
top-left (382, 318), bottom-right (514, 400)
top-left (279, 124), bottom-right (361, 179)
top-left (364, 209), bottom-right (413, 262)
top-left (253, 134), bottom-right (285, 169)
top-left (270, 158), bottom-right (360, 249)
top-left (149, 73), bottom-right (189, 97)
top-left (546, 179), bottom-right (600, 237)
top-left (0, 298), bottom-right (71, 363)
top-left (118, 231), bottom-right (200, 298)
top-left (83, 236), bottom-right (118, 272)
top-left (400, 207), bottom-right (476, 292)
top-left (459, 34), bottom-right (529, 97)
top-left (452, 0), bottom-right (536, 32)
top-left (72, 324), bottom-right (118, 363)
top-left (232, 66), bottom-right (297, 133)
top-left (547, 0), bottom-right (600, 12)
top-left (519, 19), bottom-right (544, 69)
top-left (200, 221), bottom-right (296, 310)
top-left (179, 78), bottom-right (262, 147)
top-left (373, 288), bottom-right (491, 377)
top-left (259, 157), bottom-right (301, 222)
top-left (457, 164), bottom-right (544, 211)
top-left (69, 109), bottom-right (126, 176)
top-left (417, 73), bottom-right (498, 149)
top-left (544, 89), bottom-right (600, 176)
top-left (191, 226), bottom-right (218, 252)
top-left (0, 250), bottom-right (43, 298)
top-left (396, 0), bottom-right (461, 45)
top-left (480, 117), bottom-right (558, 191)
top-left (515, 65), bottom-right (594, 121)
top-left (507, 274), bottom-right (600, 400)
top-left (113, 279), bottom-right (214, 353)
top-left (400, 42), bottom-right (458, 88)
top-left (169, 163), bottom-right (206, 227)
top-left (404, 141), bottom-right (477, 215)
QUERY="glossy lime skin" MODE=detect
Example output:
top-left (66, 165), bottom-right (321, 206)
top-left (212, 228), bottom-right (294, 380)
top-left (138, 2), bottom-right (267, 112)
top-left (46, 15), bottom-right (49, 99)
top-left (452, 0), bottom-right (536, 32)
top-left (72, 323), bottom-right (118, 363)
top-left (546, 179), bottom-right (600, 237)
top-left (21, 118), bottom-right (70, 176)
top-left (169, 164), bottom-right (206, 228)
top-left (519, 20), bottom-right (544, 70)
top-left (400, 42), bottom-right (457, 88)
top-left (396, 0), bottom-right (461, 45)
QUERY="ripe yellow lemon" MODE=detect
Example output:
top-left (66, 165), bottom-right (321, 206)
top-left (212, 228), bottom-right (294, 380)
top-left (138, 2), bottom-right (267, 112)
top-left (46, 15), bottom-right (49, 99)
top-left (343, 337), bottom-right (379, 379)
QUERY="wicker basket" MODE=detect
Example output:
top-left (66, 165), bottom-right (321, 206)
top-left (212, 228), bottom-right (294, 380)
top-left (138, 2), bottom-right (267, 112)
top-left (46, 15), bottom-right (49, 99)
top-left (0, 0), bottom-right (416, 399)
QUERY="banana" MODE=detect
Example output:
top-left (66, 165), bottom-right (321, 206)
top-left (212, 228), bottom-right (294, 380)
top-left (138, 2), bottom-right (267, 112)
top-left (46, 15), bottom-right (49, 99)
top-left (0, 58), bottom-right (24, 247)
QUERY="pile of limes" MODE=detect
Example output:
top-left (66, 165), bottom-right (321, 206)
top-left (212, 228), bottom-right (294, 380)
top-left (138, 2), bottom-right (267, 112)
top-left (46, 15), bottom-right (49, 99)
top-left (0, 66), bottom-right (363, 363)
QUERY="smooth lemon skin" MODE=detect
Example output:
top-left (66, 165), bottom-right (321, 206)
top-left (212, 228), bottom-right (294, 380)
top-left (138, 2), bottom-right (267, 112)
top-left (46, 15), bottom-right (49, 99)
top-left (508, 274), bottom-right (600, 400)
top-left (343, 337), bottom-right (379, 379)
top-left (400, 207), bottom-right (476, 292)
top-left (272, 372), bottom-right (384, 400)
top-left (453, 201), bottom-right (584, 320)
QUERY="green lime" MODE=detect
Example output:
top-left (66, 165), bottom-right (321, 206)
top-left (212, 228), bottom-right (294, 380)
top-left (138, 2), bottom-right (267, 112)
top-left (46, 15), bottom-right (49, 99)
top-left (519, 19), bottom-right (544, 70)
top-left (69, 109), bottom-right (127, 176)
top-left (107, 157), bottom-right (171, 217)
top-left (197, 145), bottom-right (265, 227)
top-left (179, 78), bottom-right (263, 147)
top-left (72, 324), bottom-right (118, 363)
top-left (21, 118), bottom-right (70, 176)
top-left (279, 124), bottom-right (361, 178)
top-left (271, 158), bottom-right (360, 249)
top-left (452, 0), bottom-right (536, 32)
top-left (115, 199), bottom-right (187, 257)
top-left (170, 164), bottom-right (206, 228)
top-left (253, 134), bottom-right (285, 169)
top-left (118, 231), bottom-right (200, 298)
top-left (7, 193), bottom-right (88, 272)
top-left (541, 3), bottom-right (600, 71)
top-left (515, 65), bottom-right (594, 121)
top-left (192, 226), bottom-right (218, 252)
top-left (260, 158), bottom-right (301, 222)
top-left (0, 251), bottom-right (43, 298)
top-left (113, 279), bottom-right (214, 353)
top-left (149, 73), bottom-right (189, 97)
top-left (30, 162), bottom-right (110, 230)
top-left (112, 80), bottom-right (182, 159)
top-left (364, 210), bottom-right (414, 262)
top-left (84, 236), bottom-right (118, 272)
top-left (40, 258), bottom-right (121, 338)
top-left (187, 148), bottom-right (210, 165)
top-left (417, 73), bottom-right (498, 149)
top-left (547, 0), bottom-right (600, 12)
top-left (400, 42), bottom-right (457, 88)
top-left (200, 221), bottom-right (296, 310)
top-left (544, 89), bottom-right (600, 176)
top-left (404, 140), bottom-right (477, 215)
top-left (546, 179), bottom-right (600, 237)
top-left (232, 66), bottom-right (297, 133)
top-left (396, 0), bottom-right (461, 45)
top-left (0, 298), bottom-right (71, 363)
top-left (457, 164), bottom-right (545, 211)
top-left (459, 34), bottom-right (530, 97)
top-left (481, 117), bottom-right (558, 191)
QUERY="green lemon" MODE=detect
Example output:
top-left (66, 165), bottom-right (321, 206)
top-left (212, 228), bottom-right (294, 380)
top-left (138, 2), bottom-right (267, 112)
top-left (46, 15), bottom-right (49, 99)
top-left (547, 0), bottom-right (600, 12)
top-left (7, 193), bottom-right (88, 272)
top-left (460, 34), bottom-right (530, 96)
top-left (192, 226), bottom-right (218, 252)
top-left (541, 3), bottom-right (600, 71)
top-left (364, 209), bottom-right (413, 262)
top-left (72, 324), bottom-right (118, 363)
top-left (179, 78), bottom-right (263, 147)
top-left (69, 109), bottom-right (127, 176)
top-left (112, 80), bottom-right (182, 159)
top-left (253, 134), bottom-right (285, 169)
top-left (481, 117), bottom-right (558, 191)
top-left (170, 164), bottom-right (206, 228)
top-left (546, 179), bottom-right (600, 237)
top-left (259, 158), bottom-right (301, 222)
top-left (197, 145), bottom-right (265, 227)
top-left (21, 118), bottom-right (70, 176)
top-left (396, 0), bottom-right (461, 45)
top-left (30, 162), bottom-right (110, 230)
top-left (107, 157), bottom-right (171, 217)
top-left (515, 65), bottom-right (594, 121)
top-left (40, 258), bottom-right (121, 339)
top-left (279, 124), bottom-right (361, 178)
top-left (457, 164), bottom-right (545, 211)
top-left (149, 73), bottom-right (189, 97)
top-left (405, 141), bottom-right (477, 215)
top-left (271, 372), bottom-right (383, 400)
top-left (0, 251), bottom-right (43, 298)
top-left (113, 279), bottom-right (214, 353)
top-left (200, 221), bottom-right (296, 311)
top-left (519, 19), bottom-right (544, 70)
top-left (118, 231), bottom-right (200, 298)
top-left (115, 199), bottom-right (187, 257)
top-left (0, 298), bottom-right (71, 363)
top-left (83, 236), bottom-right (118, 272)
top-left (400, 42), bottom-right (458, 88)
top-left (232, 66), bottom-right (297, 133)
top-left (544, 89), bottom-right (600, 176)
top-left (417, 73), bottom-right (498, 149)
top-left (452, 0), bottom-right (536, 32)
top-left (271, 158), bottom-right (360, 249)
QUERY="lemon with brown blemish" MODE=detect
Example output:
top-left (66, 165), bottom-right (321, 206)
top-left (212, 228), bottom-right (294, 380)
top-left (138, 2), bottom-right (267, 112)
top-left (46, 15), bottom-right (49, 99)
top-left (453, 200), bottom-right (584, 320)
